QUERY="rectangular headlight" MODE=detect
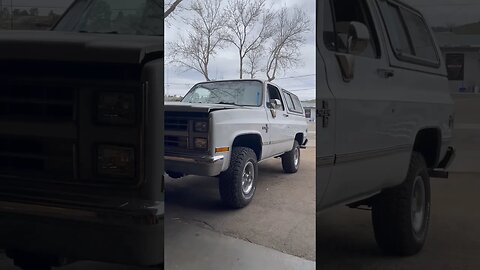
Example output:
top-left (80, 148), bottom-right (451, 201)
top-left (194, 121), bottom-right (208, 132)
top-left (194, 138), bottom-right (208, 150)
top-left (97, 145), bottom-right (135, 178)
top-left (97, 92), bottom-right (136, 125)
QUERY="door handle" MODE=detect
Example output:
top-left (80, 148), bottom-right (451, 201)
top-left (283, 114), bottom-right (289, 117)
top-left (378, 68), bottom-right (395, 78)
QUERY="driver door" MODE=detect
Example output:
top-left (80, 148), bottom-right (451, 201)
top-left (263, 84), bottom-right (292, 159)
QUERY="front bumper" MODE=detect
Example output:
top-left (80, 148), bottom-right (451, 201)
top-left (0, 200), bottom-right (164, 266)
top-left (165, 153), bottom-right (225, 177)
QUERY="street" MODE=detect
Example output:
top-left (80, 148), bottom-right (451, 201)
top-left (317, 94), bottom-right (480, 270)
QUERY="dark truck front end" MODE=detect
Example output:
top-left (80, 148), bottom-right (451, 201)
top-left (0, 31), bottom-right (164, 267)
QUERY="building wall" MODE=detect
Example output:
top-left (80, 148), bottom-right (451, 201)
top-left (442, 49), bottom-right (480, 93)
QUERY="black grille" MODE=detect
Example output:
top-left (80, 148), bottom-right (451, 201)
top-left (165, 136), bottom-right (188, 148)
top-left (0, 83), bottom-right (75, 122)
top-left (165, 118), bottom-right (188, 131)
top-left (0, 136), bottom-right (75, 179)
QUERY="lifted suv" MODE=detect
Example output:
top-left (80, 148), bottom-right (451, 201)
top-left (317, 0), bottom-right (455, 255)
top-left (165, 79), bottom-right (308, 208)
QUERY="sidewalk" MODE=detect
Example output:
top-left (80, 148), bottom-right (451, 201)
top-left (165, 219), bottom-right (315, 270)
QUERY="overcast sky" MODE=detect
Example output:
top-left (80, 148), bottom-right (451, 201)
top-left (165, 0), bottom-right (316, 100)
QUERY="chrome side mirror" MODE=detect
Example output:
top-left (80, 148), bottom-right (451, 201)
top-left (336, 21), bottom-right (370, 55)
top-left (267, 99), bottom-right (282, 110)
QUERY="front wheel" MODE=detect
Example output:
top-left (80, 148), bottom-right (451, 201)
top-left (219, 147), bottom-right (258, 209)
top-left (372, 152), bottom-right (431, 256)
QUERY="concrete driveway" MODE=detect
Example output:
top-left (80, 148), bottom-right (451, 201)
top-left (165, 123), bottom-right (317, 261)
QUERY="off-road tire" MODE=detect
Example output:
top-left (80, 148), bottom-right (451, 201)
top-left (282, 140), bottom-right (300, 173)
top-left (372, 152), bottom-right (431, 256)
top-left (219, 147), bottom-right (258, 208)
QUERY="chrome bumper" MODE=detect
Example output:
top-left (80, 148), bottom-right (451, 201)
top-left (165, 154), bottom-right (225, 177)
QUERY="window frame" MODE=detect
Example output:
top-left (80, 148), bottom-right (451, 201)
top-left (377, 0), bottom-right (440, 68)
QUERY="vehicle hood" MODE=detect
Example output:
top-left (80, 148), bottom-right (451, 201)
top-left (0, 31), bottom-right (163, 64)
top-left (165, 102), bottom-right (246, 113)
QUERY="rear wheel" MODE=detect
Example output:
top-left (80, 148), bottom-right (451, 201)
top-left (219, 147), bottom-right (258, 208)
top-left (372, 152), bottom-right (431, 256)
top-left (282, 141), bottom-right (300, 173)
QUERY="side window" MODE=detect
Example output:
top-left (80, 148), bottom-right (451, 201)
top-left (292, 95), bottom-right (304, 113)
top-left (380, 4), bottom-right (413, 55)
top-left (283, 92), bottom-right (295, 112)
top-left (400, 9), bottom-right (438, 62)
top-left (267, 85), bottom-right (285, 111)
top-left (379, 2), bottom-right (439, 66)
top-left (283, 91), bottom-right (303, 114)
top-left (324, 0), bottom-right (381, 58)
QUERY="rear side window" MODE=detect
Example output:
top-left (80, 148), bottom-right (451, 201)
top-left (283, 91), bottom-right (303, 114)
top-left (379, 2), bottom-right (439, 67)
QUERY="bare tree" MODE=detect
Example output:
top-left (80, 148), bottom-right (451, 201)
top-left (224, 0), bottom-right (274, 79)
top-left (164, 0), bottom-right (184, 19)
top-left (168, 0), bottom-right (227, 81)
top-left (245, 45), bottom-right (264, 79)
top-left (265, 7), bottom-right (310, 81)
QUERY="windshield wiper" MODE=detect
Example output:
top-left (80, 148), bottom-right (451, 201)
top-left (218, 102), bottom-right (239, 105)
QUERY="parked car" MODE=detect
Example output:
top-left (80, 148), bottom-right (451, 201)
top-left (316, 0), bottom-right (455, 255)
top-left (165, 79), bottom-right (308, 208)
top-left (0, 0), bottom-right (164, 269)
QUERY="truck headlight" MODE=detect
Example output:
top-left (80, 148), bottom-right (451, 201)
top-left (97, 92), bottom-right (136, 125)
top-left (194, 121), bottom-right (208, 132)
top-left (97, 145), bottom-right (135, 178)
top-left (194, 138), bottom-right (208, 150)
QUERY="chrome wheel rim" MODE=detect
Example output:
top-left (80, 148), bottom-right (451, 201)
top-left (294, 147), bottom-right (300, 168)
top-left (411, 175), bottom-right (426, 233)
top-left (242, 161), bottom-right (254, 194)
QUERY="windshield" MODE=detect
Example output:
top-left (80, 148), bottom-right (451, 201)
top-left (182, 81), bottom-right (264, 107)
top-left (54, 0), bottom-right (162, 36)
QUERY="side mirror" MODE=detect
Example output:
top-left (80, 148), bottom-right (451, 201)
top-left (334, 22), bottom-right (370, 82)
top-left (335, 21), bottom-right (370, 55)
top-left (267, 99), bottom-right (282, 110)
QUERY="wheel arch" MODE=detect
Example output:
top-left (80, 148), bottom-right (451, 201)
top-left (413, 127), bottom-right (442, 169)
top-left (232, 133), bottom-right (263, 160)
